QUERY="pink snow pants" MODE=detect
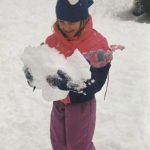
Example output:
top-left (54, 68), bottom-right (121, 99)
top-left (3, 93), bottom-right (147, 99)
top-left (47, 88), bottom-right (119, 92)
top-left (50, 98), bottom-right (96, 150)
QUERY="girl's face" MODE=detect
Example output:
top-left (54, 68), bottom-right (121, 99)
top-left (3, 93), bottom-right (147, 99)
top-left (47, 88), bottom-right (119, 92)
top-left (58, 20), bottom-right (81, 39)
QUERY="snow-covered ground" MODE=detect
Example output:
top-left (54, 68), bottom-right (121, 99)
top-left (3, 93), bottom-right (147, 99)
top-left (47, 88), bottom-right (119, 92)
top-left (0, 0), bottom-right (150, 150)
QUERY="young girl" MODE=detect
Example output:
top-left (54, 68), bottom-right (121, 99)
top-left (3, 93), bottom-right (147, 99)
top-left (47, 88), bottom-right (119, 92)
top-left (24, 0), bottom-right (112, 149)
top-left (39, 1), bottom-right (112, 150)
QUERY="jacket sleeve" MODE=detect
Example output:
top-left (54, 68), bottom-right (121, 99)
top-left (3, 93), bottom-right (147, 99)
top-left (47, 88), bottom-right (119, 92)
top-left (69, 63), bottom-right (111, 103)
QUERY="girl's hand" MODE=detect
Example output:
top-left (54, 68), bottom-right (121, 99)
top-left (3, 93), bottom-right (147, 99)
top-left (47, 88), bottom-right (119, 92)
top-left (23, 67), bottom-right (36, 91)
top-left (46, 70), bottom-right (87, 93)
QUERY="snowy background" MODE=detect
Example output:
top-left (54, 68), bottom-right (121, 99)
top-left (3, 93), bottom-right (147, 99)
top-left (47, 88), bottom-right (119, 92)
top-left (0, 0), bottom-right (150, 150)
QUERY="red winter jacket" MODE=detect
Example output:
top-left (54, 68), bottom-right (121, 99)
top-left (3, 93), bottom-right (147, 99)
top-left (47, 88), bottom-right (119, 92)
top-left (46, 16), bottom-right (111, 104)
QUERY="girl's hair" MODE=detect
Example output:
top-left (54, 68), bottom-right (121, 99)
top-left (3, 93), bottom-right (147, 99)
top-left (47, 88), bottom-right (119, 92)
top-left (75, 17), bottom-right (89, 36)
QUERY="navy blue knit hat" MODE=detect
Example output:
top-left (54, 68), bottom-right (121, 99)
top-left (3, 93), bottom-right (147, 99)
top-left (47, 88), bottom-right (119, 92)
top-left (56, 0), bottom-right (93, 22)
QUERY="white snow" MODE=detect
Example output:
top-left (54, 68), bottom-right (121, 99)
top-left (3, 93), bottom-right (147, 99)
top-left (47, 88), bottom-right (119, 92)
top-left (21, 45), bottom-right (91, 101)
top-left (0, 0), bottom-right (150, 150)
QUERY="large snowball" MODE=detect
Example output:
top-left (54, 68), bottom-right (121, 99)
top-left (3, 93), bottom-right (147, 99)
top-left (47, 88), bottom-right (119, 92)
top-left (21, 44), bottom-right (91, 101)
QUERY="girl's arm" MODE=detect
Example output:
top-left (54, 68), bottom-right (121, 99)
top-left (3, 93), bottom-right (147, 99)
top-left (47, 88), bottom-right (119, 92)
top-left (69, 63), bottom-right (111, 103)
